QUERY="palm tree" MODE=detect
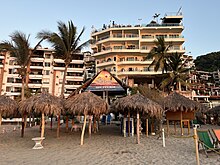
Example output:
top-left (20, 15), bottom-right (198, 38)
top-left (146, 36), bottom-right (171, 74)
top-left (37, 20), bottom-right (89, 97)
top-left (0, 31), bottom-right (43, 101)
top-left (160, 52), bottom-right (191, 92)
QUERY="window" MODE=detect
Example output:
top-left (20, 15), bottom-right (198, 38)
top-left (114, 57), bottom-right (116, 61)
top-left (45, 70), bottom-right (50, 75)
top-left (42, 88), bottom-right (49, 92)
top-left (45, 62), bottom-right (50, 67)
top-left (7, 78), bottom-right (14, 83)
top-left (45, 54), bottom-right (51, 59)
top-left (127, 57), bottom-right (134, 61)
top-left (9, 60), bottom-right (13, 65)
top-left (6, 87), bottom-right (11, 92)
top-left (43, 79), bottom-right (50, 84)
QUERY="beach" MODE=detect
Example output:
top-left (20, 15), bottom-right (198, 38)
top-left (0, 123), bottom-right (220, 165)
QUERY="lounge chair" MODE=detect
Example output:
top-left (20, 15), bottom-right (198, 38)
top-left (211, 129), bottom-right (220, 147)
top-left (197, 130), bottom-right (217, 157)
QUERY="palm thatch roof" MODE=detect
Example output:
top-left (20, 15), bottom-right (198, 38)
top-left (207, 105), bottom-right (220, 115)
top-left (18, 92), bottom-right (64, 116)
top-left (0, 95), bottom-right (18, 117)
top-left (163, 92), bottom-right (200, 112)
top-left (64, 91), bottom-right (109, 116)
top-left (111, 93), bottom-right (163, 118)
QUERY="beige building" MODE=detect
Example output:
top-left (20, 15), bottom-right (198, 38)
top-left (0, 48), bottom-right (84, 99)
top-left (91, 12), bottom-right (185, 86)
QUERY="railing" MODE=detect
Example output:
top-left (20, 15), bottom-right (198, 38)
top-left (164, 12), bottom-right (183, 16)
top-left (92, 23), bottom-right (183, 34)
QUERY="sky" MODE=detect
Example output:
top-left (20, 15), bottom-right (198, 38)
top-left (0, 0), bottom-right (220, 58)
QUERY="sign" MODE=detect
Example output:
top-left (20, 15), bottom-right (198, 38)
top-left (86, 70), bottom-right (124, 91)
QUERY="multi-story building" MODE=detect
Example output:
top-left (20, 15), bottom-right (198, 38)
top-left (91, 12), bottom-right (185, 87)
top-left (0, 47), bottom-right (84, 99)
top-left (83, 51), bottom-right (96, 81)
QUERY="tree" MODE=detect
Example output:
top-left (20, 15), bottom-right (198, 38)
top-left (194, 51), bottom-right (220, 72)
top-left (146, 37), bottom-right (171, 74)
top-left (0, 31), bottom-right (43, 101)
top-left (160, 52), bottom-right (190, 92)
top-left (37, 20), bottom-right (89, 97)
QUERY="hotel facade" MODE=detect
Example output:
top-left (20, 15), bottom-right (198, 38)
top-left (91, 12), bottom-right (185, 87)
top-left (0, 48), bottom-right (84, 99)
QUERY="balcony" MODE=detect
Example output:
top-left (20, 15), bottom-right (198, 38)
top-left (66, 76), bottom-right (83, 81)
top-left (117, 70), bottom-right (162, 76)
top-left (0, 55), bottom-right (5, 59)
top-left (30, 65), bottom-right (43, 69)
top-left (8, 73), bottom-right (19, 77)
top-left (91, 23), bottom-right (183, 35)
top-left (96, 61), bottom-right (115, 67)
top-left (53, 67), bottom-right (84, 72)
top-left (117, 60), bottom-right (152, 65)
top-left (31, 57), bottom-right (44, 62)
top-left (65, 84), bottom-right (81, 89)
top-left (93, 46), bottom-right (140, 56)
top-left (141, 35), bottom-right (184, 43)
top-left (29, 74), bottom-right (43, 79)
top-left (28, 83), bottom-right (42, 88)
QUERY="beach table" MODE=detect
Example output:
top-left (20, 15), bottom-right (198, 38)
top-left (32, 137), bottom-right (45, 149)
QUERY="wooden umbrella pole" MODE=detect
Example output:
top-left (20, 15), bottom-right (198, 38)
top-left (193, 127), bottom-right (200, 165)
top-left (21, 115), bottom-right (26, 137)
top-left (66, 116), bottom-right (69, 132)
top-left (0, 113), bottom-right (2, 126)
top-left (41, 113), bottom-right (45, 138)
top-left (32, 115), bottom-right (35, 126)
top-left (93, 116), bottom-right (97, 133)
top-left (89, 115), bottom-right (92, 137)
top-left (136, 111), bottom-right (140, 144)
top-left (24, 115), bottom-right (27, 128)
top-left (128, 111), bottom-right (130, 137)
top-left (50, 116), bottom-right (53, 130)
top-left (81, 114), bottom-right (87, 145)
top-left (57, 115), bottom-right (60, 138)
top-left (146, 118), bottom-right (148, 137)
top-left (29, 115), bottom-right (32, 127)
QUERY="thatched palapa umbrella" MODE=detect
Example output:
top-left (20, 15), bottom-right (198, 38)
top-left (19, 92), bottom-right (64, 138)
top-left (207, 105), bottom-right (220, 115)
top-left (0, 95), bottom-right (18, 125)
top-left (163, 92), bottom-right (201, 135)
top-left (112, 93), bottom-right (163, 144)
top-left (65, 91), bottom-right (109, 145)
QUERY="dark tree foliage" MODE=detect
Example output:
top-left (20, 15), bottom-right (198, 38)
top-left (194, 51), bottom-right (220, 72)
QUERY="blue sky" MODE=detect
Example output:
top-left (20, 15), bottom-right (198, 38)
top-left (0, 0), bottom-right (219, 58)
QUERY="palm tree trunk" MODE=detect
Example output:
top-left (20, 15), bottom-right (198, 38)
top-left (21, 78), bottom-right (25, 101)
top-left (25, 59), bottom-right (31, 88)
top-left (61, 64), bottom-right (69, 98)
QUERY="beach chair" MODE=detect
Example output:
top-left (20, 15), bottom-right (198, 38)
top-left (197, 130), bottom-right (217, 157)
top-left (192, 119), bottom-right (201, 128)
top-left (211, 129), bottom-right (220, 147)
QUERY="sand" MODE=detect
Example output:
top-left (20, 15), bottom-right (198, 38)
top-left (0, 123), bottom-right (220, 165)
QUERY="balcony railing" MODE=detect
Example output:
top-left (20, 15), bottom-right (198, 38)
top-left (92, 23), bottom-right (183, 34)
